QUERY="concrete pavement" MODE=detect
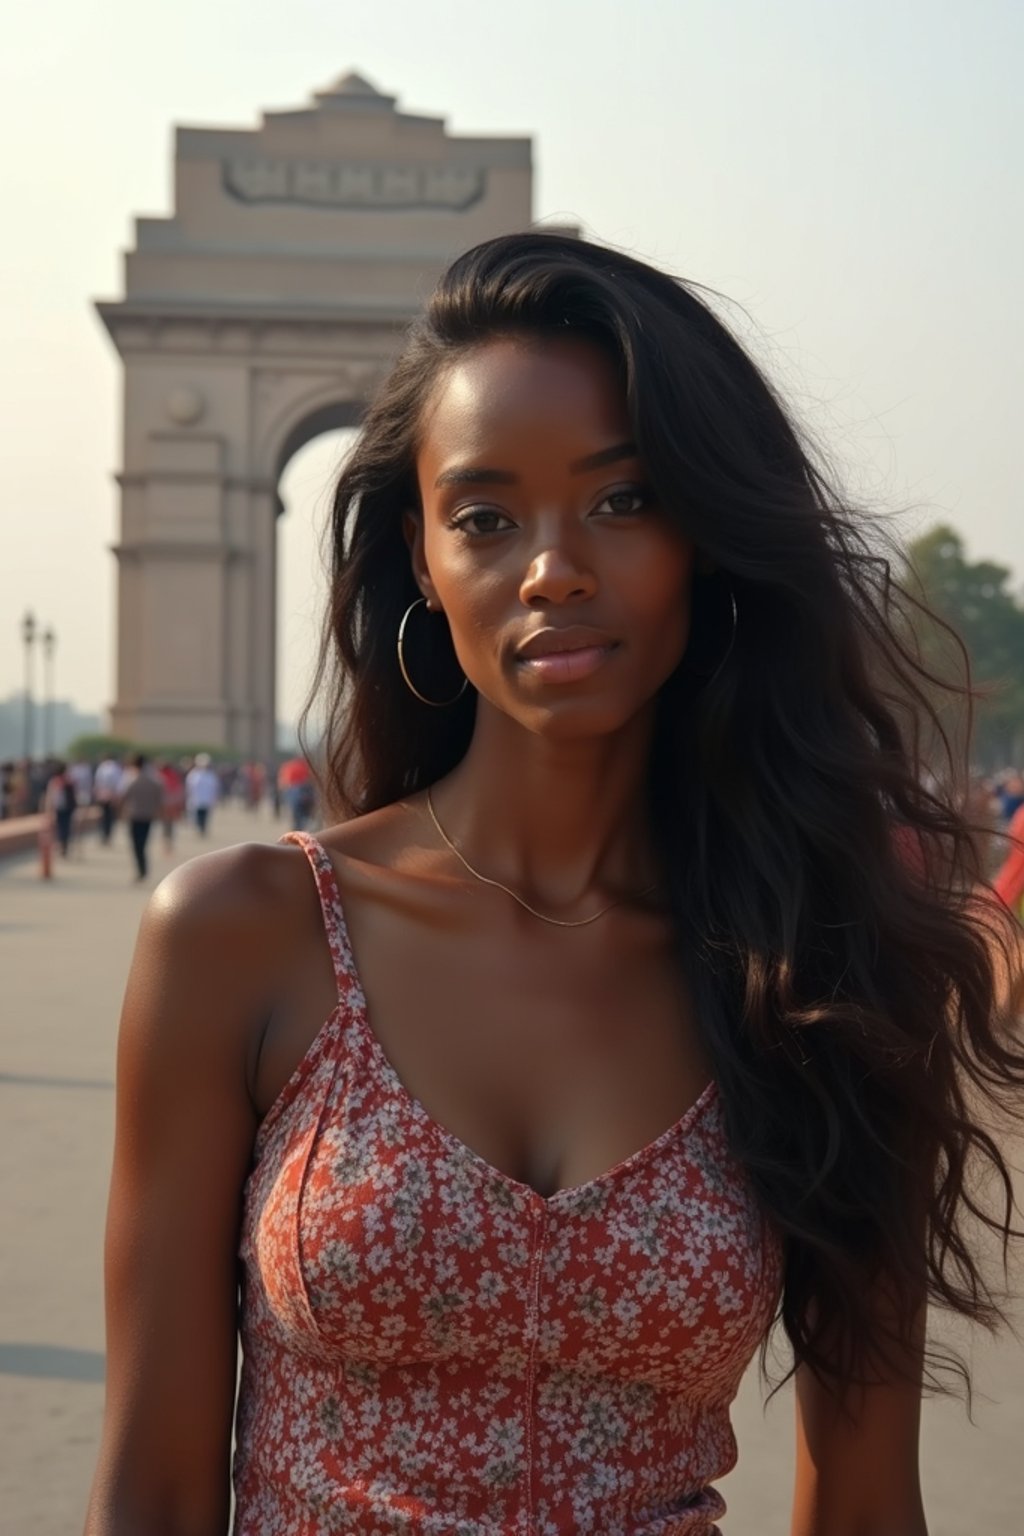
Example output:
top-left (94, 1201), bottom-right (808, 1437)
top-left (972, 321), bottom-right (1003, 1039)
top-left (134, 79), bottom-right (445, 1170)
top-left (1, 805), bottom-right (280, 1532)
top-left (1, 804), bottom-right (1021, 1532)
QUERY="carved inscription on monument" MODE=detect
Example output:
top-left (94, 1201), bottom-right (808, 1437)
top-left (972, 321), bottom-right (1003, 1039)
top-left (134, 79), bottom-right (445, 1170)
top-left (224, 159), bottom-right (486, 211)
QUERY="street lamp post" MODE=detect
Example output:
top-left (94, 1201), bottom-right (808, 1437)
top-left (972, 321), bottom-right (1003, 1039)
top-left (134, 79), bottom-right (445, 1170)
top-left (21, 610), bottom-right (36, 761)
top-left (41, 626), bottom-right (56, 758)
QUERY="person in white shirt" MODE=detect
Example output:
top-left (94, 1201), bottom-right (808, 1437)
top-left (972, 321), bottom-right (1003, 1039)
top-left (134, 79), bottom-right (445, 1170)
top-left (68, 758), bottom-right (94, 805)
top-left (93, 755), bottom-right (125, 845)
top-left (185, 753), bottom-right (220, 837)
top-left (64, 758), bottom-right (94, 851)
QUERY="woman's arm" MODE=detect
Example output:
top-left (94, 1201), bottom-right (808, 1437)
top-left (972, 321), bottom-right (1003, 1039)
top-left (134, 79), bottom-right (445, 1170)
top-left (83, 847), bottom-right (282, 1536)
top-left (790, 1295), bottom-right (928, 1536)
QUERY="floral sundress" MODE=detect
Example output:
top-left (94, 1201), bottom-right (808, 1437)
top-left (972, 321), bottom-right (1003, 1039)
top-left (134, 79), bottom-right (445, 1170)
top-left (232, 833), bottom-right (783, 1535)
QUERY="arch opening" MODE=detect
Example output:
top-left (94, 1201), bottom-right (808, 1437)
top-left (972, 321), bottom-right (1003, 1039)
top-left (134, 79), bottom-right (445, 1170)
top-left (276, 422), bottom-right (361, 753)
top-left (272, 400), bottom-right (364, 515)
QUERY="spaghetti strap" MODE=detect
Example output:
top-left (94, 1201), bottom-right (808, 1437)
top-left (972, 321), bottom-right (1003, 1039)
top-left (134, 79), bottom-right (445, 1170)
top-left (280, 831), bottom-right (356, 1003)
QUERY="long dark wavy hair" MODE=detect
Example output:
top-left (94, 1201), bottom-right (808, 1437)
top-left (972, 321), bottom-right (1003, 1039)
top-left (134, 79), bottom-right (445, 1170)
top-left (303, 232), bottom-right (1024, 1403)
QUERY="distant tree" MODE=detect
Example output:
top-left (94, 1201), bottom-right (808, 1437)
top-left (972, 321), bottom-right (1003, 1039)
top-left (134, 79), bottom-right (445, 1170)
top-left (64, 733), bottom-right (234, 763)
top-left (904, 525), bottom-right (1024, 770)
top-left (64, 734), bottom-right (138, 762)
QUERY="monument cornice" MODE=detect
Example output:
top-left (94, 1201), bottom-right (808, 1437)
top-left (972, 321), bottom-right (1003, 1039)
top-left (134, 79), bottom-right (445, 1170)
top-left (111, 540), bottom-right (251, 563)
top-left (115, 472), bottom-right (277, 493)
top-left (95, 300), bottom-right (413, 356)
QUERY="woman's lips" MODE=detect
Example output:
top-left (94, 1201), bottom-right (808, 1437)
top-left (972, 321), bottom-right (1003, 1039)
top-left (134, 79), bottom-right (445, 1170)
top-left (516, 643), bottom-right (618, 684)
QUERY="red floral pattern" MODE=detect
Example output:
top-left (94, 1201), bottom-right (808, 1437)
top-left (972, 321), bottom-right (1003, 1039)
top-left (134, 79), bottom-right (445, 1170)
top-left (232, 832), bottom-right (783, 1535)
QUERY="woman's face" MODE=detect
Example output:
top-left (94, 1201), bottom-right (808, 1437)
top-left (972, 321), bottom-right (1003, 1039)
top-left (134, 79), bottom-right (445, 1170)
top-left (406, 334), bottom-right (695, 740)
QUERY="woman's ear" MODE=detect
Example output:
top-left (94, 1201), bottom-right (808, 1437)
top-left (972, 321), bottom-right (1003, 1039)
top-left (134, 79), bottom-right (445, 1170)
top-left (401, 508), bottom-right (439, 610)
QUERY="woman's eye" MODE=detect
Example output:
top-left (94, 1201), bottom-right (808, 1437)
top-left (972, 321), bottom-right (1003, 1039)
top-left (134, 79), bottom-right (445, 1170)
top-left (450, 508), bottom-right (514, 535)
top-left (595, 487), bottom-right (649, 517)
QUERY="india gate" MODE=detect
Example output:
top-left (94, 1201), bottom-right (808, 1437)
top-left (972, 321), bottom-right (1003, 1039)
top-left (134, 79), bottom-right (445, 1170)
top-left (97, 73), bottom-right (545, 758)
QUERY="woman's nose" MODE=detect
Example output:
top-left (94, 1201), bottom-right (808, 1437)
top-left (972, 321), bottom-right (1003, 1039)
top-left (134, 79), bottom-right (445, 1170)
top-left (518, 542), bottom-right (597, 608)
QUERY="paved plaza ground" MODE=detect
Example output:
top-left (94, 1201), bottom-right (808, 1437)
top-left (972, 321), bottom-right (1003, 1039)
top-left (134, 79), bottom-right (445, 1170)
top-left (1, 803), bottom-right (1022, 1532)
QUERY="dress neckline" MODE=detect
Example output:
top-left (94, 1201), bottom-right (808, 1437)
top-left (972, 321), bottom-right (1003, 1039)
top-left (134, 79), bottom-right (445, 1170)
top-left (283, 830), bottom-right (720, 1211)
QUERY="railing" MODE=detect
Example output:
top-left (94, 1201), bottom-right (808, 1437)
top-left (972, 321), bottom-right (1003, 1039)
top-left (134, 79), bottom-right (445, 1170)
top-left (0, 806), bottom-right (101, 862)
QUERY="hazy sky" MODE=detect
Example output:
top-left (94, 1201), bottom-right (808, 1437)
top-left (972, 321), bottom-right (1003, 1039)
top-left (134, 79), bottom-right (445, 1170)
top-left (2, 0), bottom-right (1021, 724)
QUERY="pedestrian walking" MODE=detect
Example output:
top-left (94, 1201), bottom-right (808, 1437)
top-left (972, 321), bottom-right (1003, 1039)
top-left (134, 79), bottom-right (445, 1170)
top-left (93, 754), bottom-right (124, 845)
top-left (0, 760), bottom-right (16, 819)
top-left (8, 759), bottom-right (31, 816)
top-left (278, 753), bottom-right (316, 830)
top-left (26, 758), bottom-right (47, 814)
top-left (42, 760), bottom-right (76, 857)
top-left (116, 754), bottom-right (165, 881)
top-left (86, 233), bottom-right (1024, 1536)
top-left (241, 760), bottom-right (267, 813)
top-left (63, 756), bottom-right (95, 854)
top-left (67, 756), bottom-right (94, 807)
top-left (185, 752), bottom-right (219, 836)
top-left (996, 771), bottom-right (1024, 825)
top-left (155, 759), bottom-right (186, 852)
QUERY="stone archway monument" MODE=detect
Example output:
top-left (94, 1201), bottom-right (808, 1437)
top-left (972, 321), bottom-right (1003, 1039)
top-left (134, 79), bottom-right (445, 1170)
top-left (97, 73), bottom-right (535, 757)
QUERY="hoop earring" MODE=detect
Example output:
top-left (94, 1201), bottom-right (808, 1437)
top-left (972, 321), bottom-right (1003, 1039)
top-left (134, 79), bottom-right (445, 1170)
top-left (397, 597), bottom-right (469, 708)
top-left (701, 585), bottom-right (738, 690)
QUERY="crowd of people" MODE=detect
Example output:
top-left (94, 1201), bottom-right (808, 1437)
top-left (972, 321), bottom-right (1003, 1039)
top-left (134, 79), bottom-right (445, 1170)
top-left (3, 748), bottom-right (1022, 903)
top-left (0, 749), bottom-right (320, 881)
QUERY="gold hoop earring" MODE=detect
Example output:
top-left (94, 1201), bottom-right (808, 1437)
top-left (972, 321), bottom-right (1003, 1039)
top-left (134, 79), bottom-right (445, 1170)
top-left (397, 597), bottom-right (469, 708)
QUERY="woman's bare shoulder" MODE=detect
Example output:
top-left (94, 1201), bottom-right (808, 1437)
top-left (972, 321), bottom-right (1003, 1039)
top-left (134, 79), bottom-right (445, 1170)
top-left (134, 800), bottom-right (430, 977)
top-left (135, 840), bottom-right (323, 1007)
top-left (115, 840), bottom-right (330, 1113)
top-left (151, 837), bottom-right (309, 922)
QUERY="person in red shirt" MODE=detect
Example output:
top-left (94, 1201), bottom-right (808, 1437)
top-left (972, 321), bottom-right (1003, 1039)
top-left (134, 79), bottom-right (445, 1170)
top-left (155, 760), bottom-right (186, 852)
top-left (278, 754), bottom-right (316, 830)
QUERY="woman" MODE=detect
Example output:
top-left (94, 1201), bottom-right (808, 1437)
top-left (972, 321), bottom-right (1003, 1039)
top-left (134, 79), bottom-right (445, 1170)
top-left (85, 234), bottom-right (1023, 1536)
top-left (43, 759), bottom-right (76, 858)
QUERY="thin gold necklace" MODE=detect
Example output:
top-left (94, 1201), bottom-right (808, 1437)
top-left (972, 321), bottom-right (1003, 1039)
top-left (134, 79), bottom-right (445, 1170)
top-left (425, 787), bottom-right (658, 929)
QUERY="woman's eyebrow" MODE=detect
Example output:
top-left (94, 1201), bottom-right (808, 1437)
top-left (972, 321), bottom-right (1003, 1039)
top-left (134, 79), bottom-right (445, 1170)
top-left (569, 441), bottom-right (638, 473)
top-left (434, 465), bottom-right (518, 489)
top-left (433, 442), bottom-right (638, 490)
